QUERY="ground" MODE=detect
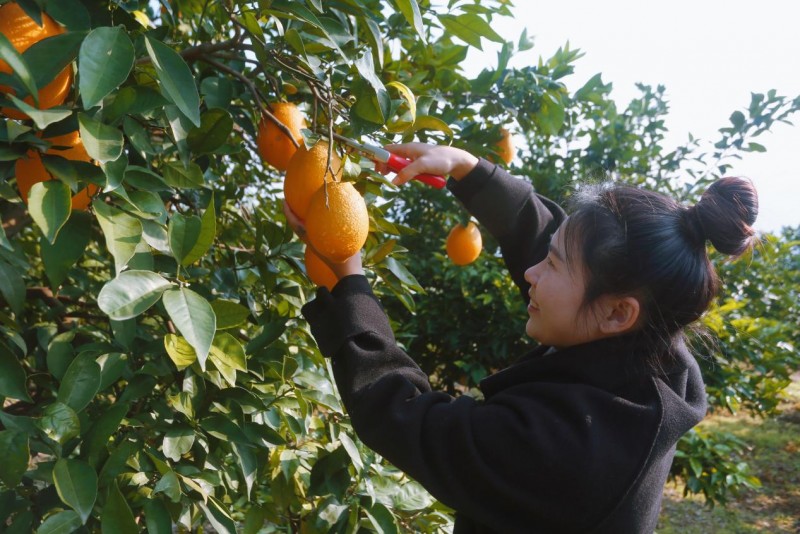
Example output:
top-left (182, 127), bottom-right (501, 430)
top-left (657, 374), bottom-right (800, 533)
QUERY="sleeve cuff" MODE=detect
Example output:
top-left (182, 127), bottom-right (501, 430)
top-left (301, 275), bottom-right (395, 357)
top-left (446, 158), bottom-right (497, 204)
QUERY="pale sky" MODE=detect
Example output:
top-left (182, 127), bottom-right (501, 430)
top-left (463, 0), bottom-right (800, 234)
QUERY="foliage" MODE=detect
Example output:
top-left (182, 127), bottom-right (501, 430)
top-left (0, 0), bottom-right (798, 530)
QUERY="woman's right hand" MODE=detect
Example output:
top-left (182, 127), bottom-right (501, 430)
top-left (383, 143), bottom-right (478, 186)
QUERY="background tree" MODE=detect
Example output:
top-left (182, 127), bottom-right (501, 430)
top-left (0, 1), bottom-right (798, 532)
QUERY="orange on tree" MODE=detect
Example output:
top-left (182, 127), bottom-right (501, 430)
top-left (304, 246), bottom-right (338, 291)
top-left (256, 102), bottom-right (307, 171)
top-left (283, 140), bottom-right (342, 220)
top-left (15, 130), bottom-right (98, 211)
top-left (446, 221), bottom-right (482, 266)
top-left (0, 2), bottom-right (73, 119)
top-left (495, 128), bottom-right (515, 166)
top-left (305, 181), bottom-right (369, 263)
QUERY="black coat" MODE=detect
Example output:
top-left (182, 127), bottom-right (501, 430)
top-left (302, 159), bottom-right (707, 533)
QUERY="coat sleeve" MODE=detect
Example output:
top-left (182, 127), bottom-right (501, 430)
top-left (301, 275), bottom-right (647, 531)
top-left (447, 158), bottom-right (566, 302)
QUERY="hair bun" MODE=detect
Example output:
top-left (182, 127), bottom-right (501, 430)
top-left (692, 177), bottom-right (758, 256)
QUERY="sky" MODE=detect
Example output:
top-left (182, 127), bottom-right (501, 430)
top-left (462, 0), bottom-right (800, 234)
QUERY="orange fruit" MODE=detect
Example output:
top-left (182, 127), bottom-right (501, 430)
top-left (0, 2), bottom-right (73, 119)
top-left (304, 246), bottom-right (338, 291)
top-left (495, 128), bottom-right (514, 165)
top-left (15, 131), bottom-right (98, 210)
top-left (283, 141), bottom-right (342, 220)
top-left (305, 181), bottom-right (369, 263)
top-left (446, 222), bottom-right (482, 265)
top-left (256, 102), bottom-right (307, 171)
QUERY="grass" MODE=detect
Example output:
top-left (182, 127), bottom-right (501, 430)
top-left (657, 375), bottom-right (800, 533)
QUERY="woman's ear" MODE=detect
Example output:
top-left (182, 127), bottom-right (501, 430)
top-left (596, 295), bottom-right (641, 335)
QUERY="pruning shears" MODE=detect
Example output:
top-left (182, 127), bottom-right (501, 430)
top-left (324, 132), bottom-right (447, 189)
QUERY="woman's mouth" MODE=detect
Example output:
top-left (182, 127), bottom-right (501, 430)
top-left (528, 301), bottom-right (539, 313)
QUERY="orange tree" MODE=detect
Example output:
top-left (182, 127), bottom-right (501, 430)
top-left (0, 0), bottom-right (799, 532)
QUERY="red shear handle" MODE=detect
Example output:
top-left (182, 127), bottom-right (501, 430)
top-left (386, 153), bottom-right (447, 189)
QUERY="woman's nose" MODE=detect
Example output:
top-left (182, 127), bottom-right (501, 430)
top-left (524, 263), bottom-right (539, 286)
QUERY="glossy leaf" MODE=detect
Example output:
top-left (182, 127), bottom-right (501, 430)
top-left (162, 288), bottom-right (216, 368)
top-left (79, 26), bottom-right (135, 109)
top-left (23, 31), bottom-right (84, 90)
top-left (36, 510), bottom-right (83, 534)
top-left (181, 194), bottom-right (215, 266)
top-left (0, 32), bottom-right (38, 105)
top-left (0, 342), bottom-right (32, 402)
top-left (145, 36), bottom-right (201, 126)
top-left (53, 459), bottom-right (98, 524)
top-left (168, 213), bottom-right (202, 264)
top-left (78, 113), bottom-right (124, 163)
top-left (100, 480), bottom-right (138, 534)
top-left (40, 211), bottom-right (92, 288)
top-left (143, 499), bottom-right (173, 533)
top-left (210, 299), bottom-right (250, 330)
top-left (93, 200), bottom-right (143, 274)
top-left (394, 0), bottom-right (424, 39)
top-left (57, 353), bottom-right (101, 413)
top-left (38, 402), bottom-right (80, 444)
top-left (28, 181), bottom-right (71, 244)
top-left (0, 259), bottom-right (25, 315)
top-left (187, 108), bottom-right (233, 154)
top-left (4, 94), bottom-right (70, 128)
top-left (98, 270), bottom-right (172, 320)
top-left (0, 431), bottom-right (29, 487)
top-left (163, 427), bottom-right (194, 462)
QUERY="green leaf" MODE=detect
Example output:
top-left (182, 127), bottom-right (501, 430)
top-left (28, 181), bottom-right (71, 244)
top-left (412, 115), bottom-right (454, 137)
top-left (201, 414), bottom-right (250, 444)
top-left (143, 499), bottom-right (172, 534)
top-left (162, 288), bottom-right (216, 369)
top-left (101, 154), bottom-right (127, 192)
top-left (198, 496), bottom-right (237, 534)
top-left (162, 161), bottom-right (205, 189)
top-left (52, 458), bottom-right (98, 524)
top-left (46, 0), bottom-right (92, 31)
top-left (153, 471), bottom-right (181, 502)
top-left (168, 213), bottom-right (202, 264)
top-left (210, 299), bottom-right (250, 330)
top-left (181, 193), bottom-right (215, 266)
top-left (163, 427), bottom-right (194, 462)
top-left (23, 31), bottom-right (84, 90)
top-left (393, 0), bottom-right (424, 40)
top-left (0, 341), bottom-right (32, 402)
top-left (46, 338), bottom-right (74, 381)
top-left (387, 81), bottom-right (417, 125)
top-left (93, 201), bottom-right (143, 274)
top-left (0, 32), bottom-right (38, 105)
top-left (101, 480), bottom-right (138, 534)
top-left (40, 211), bottom-right (92, 288)
top-left (36, 510), bottom-right (83, 534)
top-left (209, 332), bottom-right (247, 387)
top-left (84, 402), bottom-right (129, 469)
top-left (97, 270), bottom-right (173, 320)
top-left (57, 353), bottom-right (101, 413)
top-left (232, 442), bottom-right (257, 499)
top-left (0, 224), bottom-right (13, 251)
top-left (38, 402), bottom-right (80, 444)
top-left (144, 36), bottom-right (201, 127)
top-left (200, 77), bottom-right (233, 110)
top-left (0, 259), bottom-right (25, 315)
top-left (79, 27), bottom-right (135, 109)
top-left (439, 13), bottom-right (504, 50)
top-left (164, 334), bottom-right (197, 370)
top-left (0, 431), bottom-right (29, 487)
top-left (363, 502), bottom-right (399, 534)
top-left (78, 112), bottom-right (124, 163)
top-left (187, 108), bottom-right (233, 154)
top-left (4, 94), bottom-right (71, 128)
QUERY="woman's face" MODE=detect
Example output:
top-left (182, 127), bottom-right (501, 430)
top-left (523, 222), bottom-right (602, 349)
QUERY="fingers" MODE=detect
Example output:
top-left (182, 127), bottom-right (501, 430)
top-left (383, 142), bottom-right (431, 159)
top-left (282, 201), bottom-right (308, 243)
top-left (391, 160), bottom-right (426, 186)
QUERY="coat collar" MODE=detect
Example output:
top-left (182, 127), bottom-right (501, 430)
top-left (479, 334), bottom-right (690, 398)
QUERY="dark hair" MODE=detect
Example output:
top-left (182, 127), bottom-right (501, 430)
top-left (564, 177), bottom-right (758, 366)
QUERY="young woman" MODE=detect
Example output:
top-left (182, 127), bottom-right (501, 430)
top-left (285, 143), bottom-right (758, 533)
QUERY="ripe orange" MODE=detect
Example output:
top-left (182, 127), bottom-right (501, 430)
top-left (495, 128), bottom-right (515, 166)
top-left (283, 141), bottom-right (342, 220)
top-left (304, 246), bottom-right (338, 291)
top-left (0, 2), bottom-right (73, 119)
top-left (446, 221), bottom-right (482, 266)
top-left (256, 102), bottom-right (307, 171)
top-left (305, 181), bottom-right (369, 263)
top-left (15, 131), bottom-right (98, 210)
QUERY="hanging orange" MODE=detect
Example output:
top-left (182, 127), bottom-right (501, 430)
top-left (283, 141), bottom-right (342, 220)
top-left (305, 181), bottom-right (369, 263)
top-left (256, 102), bottom-right (307, 171)
top-left (0, 2), bottom-right (73, 119)
top-left (15, 131), bottom-right (98, 210)
top-left (304, 246), bottom-right (338, 291)
top-left (446, 222), bottom-right (482, 266)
